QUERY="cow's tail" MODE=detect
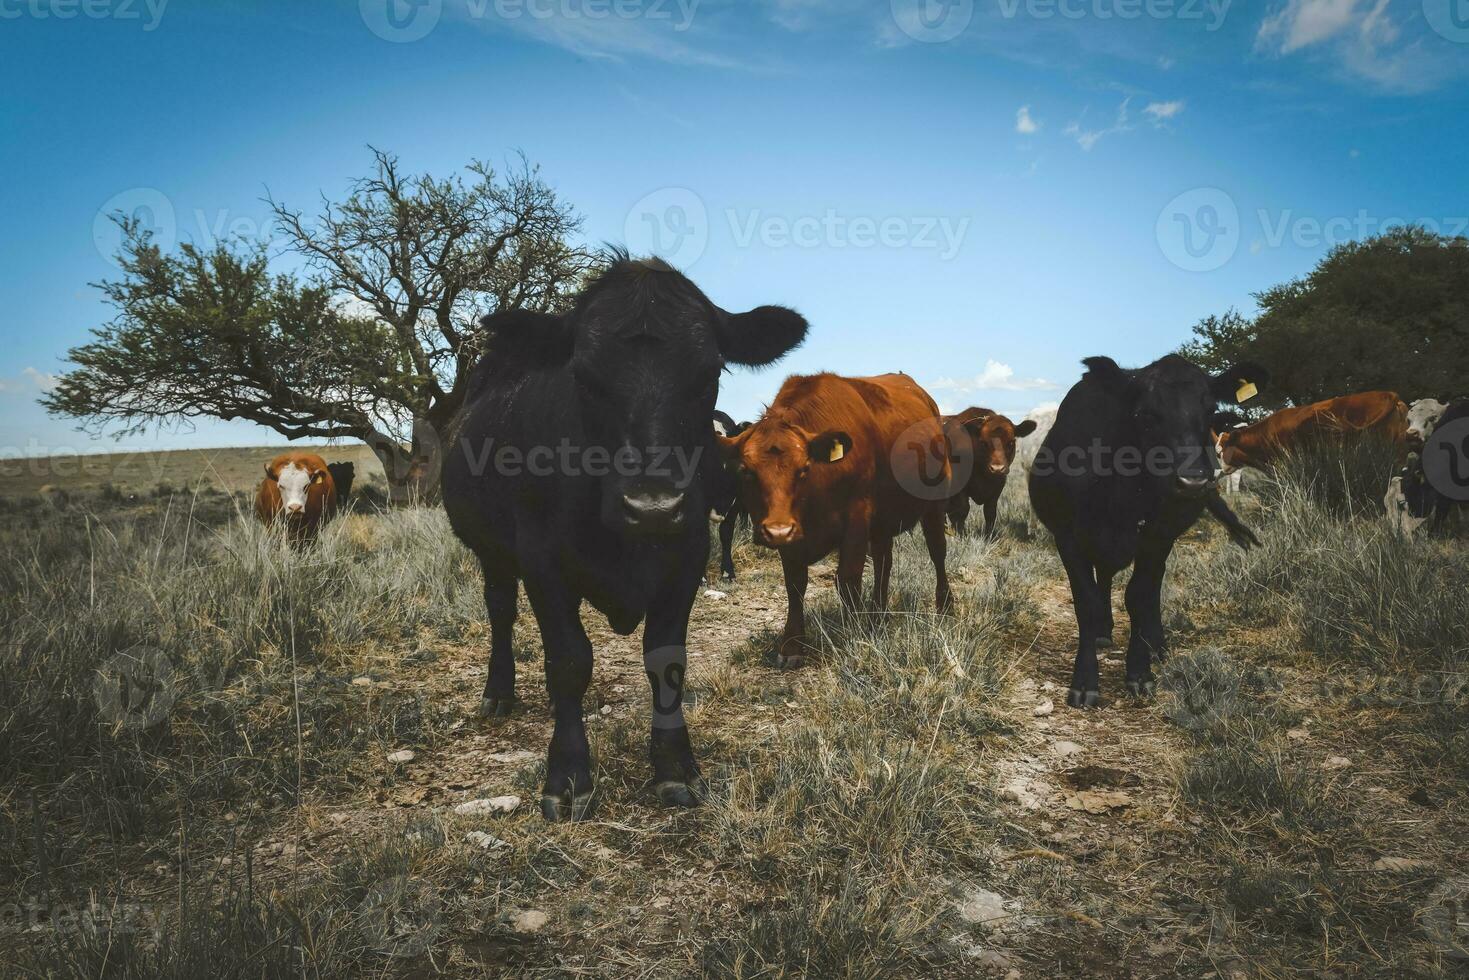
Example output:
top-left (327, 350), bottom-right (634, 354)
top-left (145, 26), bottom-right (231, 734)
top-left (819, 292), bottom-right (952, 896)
top-left (1205, 491), bottom-right (1262, 551)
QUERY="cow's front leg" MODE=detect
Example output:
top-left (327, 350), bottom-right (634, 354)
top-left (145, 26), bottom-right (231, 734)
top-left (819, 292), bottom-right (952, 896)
top-left (524, 580), bottom-right (595, 821)
top-left (982, 497), bottom-right (999, 540)
top-left (776, 550), bottom-right (810, 668)
top-left (1056, 534), bottom-right (1105, 708)
top-left (921, 506), bottom-right (952, 613)
top-left (869, 530), bottom-right (894, 612)
top-left (476, 556), bottom-right (519, 717)
top-left (643, 593), bottom-right (703, 808)
top-left (837, 504), bottom-right (872, 612)
top-left (1095, 567), bottom-right (1116, 650)
top-left (1123, 538), bottom-right (1175, 697)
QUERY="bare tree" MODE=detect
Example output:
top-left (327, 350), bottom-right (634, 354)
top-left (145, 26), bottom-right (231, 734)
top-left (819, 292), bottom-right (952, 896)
top-left (46, 149), bottom-right (599, 501)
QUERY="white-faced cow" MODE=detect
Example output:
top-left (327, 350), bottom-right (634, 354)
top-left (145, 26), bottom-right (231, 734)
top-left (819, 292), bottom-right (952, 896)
top-left (1406, 398), bottom-right (1449, 449)
top-left (1029, 355), bottom-right (1266, 709)
top-left (441, 254), bottom-right (807, 821)
top-left (256, 452), bottom-right (339, 543)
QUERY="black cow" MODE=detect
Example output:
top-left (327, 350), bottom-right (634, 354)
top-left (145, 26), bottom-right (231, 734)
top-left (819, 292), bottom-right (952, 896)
top-left (441, 254), bottom-right (807, 820)
top-left (326, 461), bottom-right (356, 504)
top-left (707, 409), bottom-right (751, 581)
top-left (1399, 399), bottom-right (1469, 531)
top-left (1029, 354), bottom-right (1265, 709)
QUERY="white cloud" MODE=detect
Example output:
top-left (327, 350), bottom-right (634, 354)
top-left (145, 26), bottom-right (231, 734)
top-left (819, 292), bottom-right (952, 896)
top-left (1258, 0), bottom-right (1361, 53)
top-left (1256, 0), bottom-right (1440, 92)
top-left (1064, 98), bottom-right (1132, 152)
top-left (1143, 100), bottom-right (1186, 124)
top-left (1157, 55), bottom-right (1176, 70)
top-left (931, 360), bottom-right (1057, 395)
top-left (1015, 105), bottom-right (1040, 135)
top-left (463, 6), bottom-right (748, 70)
top-left (0, 368), bottom-right (59, 395)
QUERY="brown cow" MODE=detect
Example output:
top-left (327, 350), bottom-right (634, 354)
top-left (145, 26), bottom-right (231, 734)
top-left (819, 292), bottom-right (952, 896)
top-left (1216, 390), bottom-right (1408, 472)
top-left (719, 372), bottom-right (951, 666)
top-left (942, 407), bottom-right (1038, 537)
top-left (256, 452), bottom-right (338, 542)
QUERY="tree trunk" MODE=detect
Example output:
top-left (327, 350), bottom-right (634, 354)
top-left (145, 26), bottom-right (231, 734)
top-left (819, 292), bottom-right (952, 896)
top-left (363, 419), bottom-right (444, 506)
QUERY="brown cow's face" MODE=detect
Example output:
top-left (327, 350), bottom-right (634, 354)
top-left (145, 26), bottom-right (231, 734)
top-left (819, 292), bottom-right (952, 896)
top-left (720, 422), bottom-right (851, 547)
top-left (266, 458), bottom-right (328, 519)
top-left (964, 415), bottom-right (1037, 478)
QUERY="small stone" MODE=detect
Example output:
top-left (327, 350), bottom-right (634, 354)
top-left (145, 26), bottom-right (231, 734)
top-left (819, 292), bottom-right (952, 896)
top-left (1052, 740), bottom-right (1084, 758)
top-left (1286, 728), bottom-right (1309, 740)
top-left (455, 796), bottom-right (522, 817)
top-left (387, 749), bottom-right (416, 764)
top-left (1371, 856), bottom-right (1432, 872)
top-left (956, 887), bottom-right (1011, 930)
top-left (509, 909), bottom-right (548, 933)
top-left (1040, 681), bottom-right (1056, 692)
top-left (1324, 755), bottom-right (1351, 770)
top-left (464, 831), bottom-right (507, 850)
top-left (350, 676), bottom-right (373, 687)
top-left (652, 896), bottom-right (672, 909)
top-left (600, 705), bottom-right (612, 716)
top-left (1033, 699), bottom-right (1054, 718)
top-left (487, 750), bottom-right (537, 764)
top-left (329, 813), bottom-right (350, 824)
top-left (703, 589), bottom-right (728, 600)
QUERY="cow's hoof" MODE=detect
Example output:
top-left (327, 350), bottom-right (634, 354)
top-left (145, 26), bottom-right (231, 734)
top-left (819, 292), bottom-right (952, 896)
top-left (478, 697), bottom-right (515, 718)
top-left (720, 571), bottom-right (736, 583)
top-left (654, 778), bottom-right (705, 808)
top-left (1066, 688), bottom-right (1101, 709)
top-left (541, 790), bottom-right (595, 822)
top-left (1096, 635), bottom-right (1116, 651)
top-left (1125, 679), bottom-right (1157, 698)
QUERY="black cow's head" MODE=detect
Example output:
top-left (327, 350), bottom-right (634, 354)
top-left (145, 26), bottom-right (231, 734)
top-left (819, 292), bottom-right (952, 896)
top-left (706, 411), bottom-right (749, 520)
top-left (481, 254), bottom-right (807, 536)
top-left (1084, 354), bottom-right (1267, 499)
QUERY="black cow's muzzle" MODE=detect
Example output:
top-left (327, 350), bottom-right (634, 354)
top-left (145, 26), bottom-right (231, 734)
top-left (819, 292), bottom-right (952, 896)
top-left (1174, 474), bottom-right (1213, 497)
top-left (618, 487), bottom-right (688, 536)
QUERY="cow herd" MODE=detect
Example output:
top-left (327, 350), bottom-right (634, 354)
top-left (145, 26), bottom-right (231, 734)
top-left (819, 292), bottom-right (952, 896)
top-left (246, 254), bottom-right (1462, 820)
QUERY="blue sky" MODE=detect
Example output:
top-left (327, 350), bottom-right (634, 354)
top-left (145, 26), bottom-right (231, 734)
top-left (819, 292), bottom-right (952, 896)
top-left (2, 0), bottom-right (1466, 455)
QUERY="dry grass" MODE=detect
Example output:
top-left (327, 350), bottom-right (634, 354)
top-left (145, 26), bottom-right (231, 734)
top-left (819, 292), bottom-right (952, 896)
top-left (3, 454), bottom-right (1467, 977)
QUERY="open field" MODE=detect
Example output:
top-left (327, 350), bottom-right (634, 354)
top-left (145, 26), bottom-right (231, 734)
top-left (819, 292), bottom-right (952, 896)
top-left (2, 455), bottom-right (1467, 978)
top-left (0, 444), bottom-right (385, 498)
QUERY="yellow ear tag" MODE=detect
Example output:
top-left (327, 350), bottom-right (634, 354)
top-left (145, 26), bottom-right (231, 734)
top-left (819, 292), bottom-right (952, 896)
top-left (1235, 380), bottom-right (1258, 403)
top-left (828, 441), bottom-right (845, 462)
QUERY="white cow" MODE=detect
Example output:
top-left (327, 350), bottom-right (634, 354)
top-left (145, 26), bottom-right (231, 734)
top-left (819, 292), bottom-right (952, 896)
top-left (1406, 398), bottom-right (1447, 446)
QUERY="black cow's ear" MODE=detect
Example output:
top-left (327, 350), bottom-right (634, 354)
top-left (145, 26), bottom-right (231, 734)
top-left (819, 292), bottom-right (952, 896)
top-left (1015, 419), bottom-right (1038, 438)
top-left (717, 305), bottom-right (809, 368)
top-left (481, 309), bottom-right (573, 366)
top-left (1212, 362), bottom-right (1270, 405)
top-left (1082, 356), bottom-right (1130, 392)
top-left (807, 430), bottom-right (853, 464)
